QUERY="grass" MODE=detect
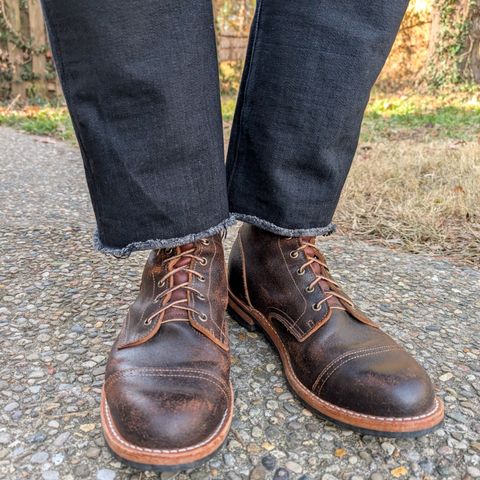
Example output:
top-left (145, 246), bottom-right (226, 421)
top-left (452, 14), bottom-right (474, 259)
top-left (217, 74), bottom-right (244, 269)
top-left (222, 91), bottom-right (480, 142)
top-left (221, 96), bottom-right (237, 123)
top-left (339, 91), bottom-right (480, 265)
top-left (0, 105), bottom-right (74, 142)
top-left (1, 91), bottom-right (479, 265)
top-left (1, 91), bottom-right (478, 143)
top-left (336, 139), bottom-right (479, 266)
top-left (362, 92), bottom-right (480, 142)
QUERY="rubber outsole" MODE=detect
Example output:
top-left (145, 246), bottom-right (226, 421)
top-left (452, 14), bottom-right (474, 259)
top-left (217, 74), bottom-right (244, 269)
top-left (104, 437), bottom-right (228, 472)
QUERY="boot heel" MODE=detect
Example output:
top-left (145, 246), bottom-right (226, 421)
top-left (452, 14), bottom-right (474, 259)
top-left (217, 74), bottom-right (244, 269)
top-left (227, 293), bottom-right (258, 332)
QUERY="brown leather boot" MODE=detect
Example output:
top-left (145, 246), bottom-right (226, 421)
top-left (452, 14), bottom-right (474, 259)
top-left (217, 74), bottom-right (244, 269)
top-left (101, 234), bottom-right (233, 471)
top-left (228, 225), bottom-right (444, 436)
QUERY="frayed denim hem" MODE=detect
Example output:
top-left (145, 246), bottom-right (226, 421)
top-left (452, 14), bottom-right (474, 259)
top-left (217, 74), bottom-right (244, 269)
top-left (93, 215), bottom-right (237, 258)
top-left (232, 213), bottom-right (336, 237)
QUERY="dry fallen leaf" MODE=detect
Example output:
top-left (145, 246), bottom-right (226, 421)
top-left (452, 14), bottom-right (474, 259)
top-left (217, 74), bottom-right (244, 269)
top-left (79, 423), bottom-right (96, 433)
top-left (391, 466), bottom-right (408, 477)
top-left (335, 448), bottom-right (347, 458)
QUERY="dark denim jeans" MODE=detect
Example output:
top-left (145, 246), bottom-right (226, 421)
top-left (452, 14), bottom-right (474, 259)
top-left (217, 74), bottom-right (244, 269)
top-left (40, 0), bottom-right (408, 256)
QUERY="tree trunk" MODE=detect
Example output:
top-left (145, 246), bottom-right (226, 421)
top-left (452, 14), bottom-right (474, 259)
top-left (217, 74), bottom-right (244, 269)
top-left (426, 0), bottom-right (480, 86)
top-left (465, 2), bottom-right (480, 82)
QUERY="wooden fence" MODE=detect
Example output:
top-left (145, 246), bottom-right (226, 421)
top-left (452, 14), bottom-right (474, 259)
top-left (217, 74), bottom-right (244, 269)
top-left (218, 34), bottom-right (248, 62)
top-left (0, 0), bottom-right (248, 102)
top-left (0, 0), bottom-right (61, 101)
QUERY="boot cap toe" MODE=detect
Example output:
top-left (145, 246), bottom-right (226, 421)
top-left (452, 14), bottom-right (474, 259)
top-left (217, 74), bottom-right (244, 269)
top-left (105, 369), bottom-right (230, 450)
top-left (316, 347), bottom-right (436, 419)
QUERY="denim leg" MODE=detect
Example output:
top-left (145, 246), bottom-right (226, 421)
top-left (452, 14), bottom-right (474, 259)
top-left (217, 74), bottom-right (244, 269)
top-left (226, 0), bottom-right (409, 236)
top-left (40, 0), bottom-right (233, 256)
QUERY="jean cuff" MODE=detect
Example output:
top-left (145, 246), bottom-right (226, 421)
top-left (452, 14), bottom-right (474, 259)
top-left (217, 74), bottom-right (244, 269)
top-left (93, 215), bottom-right (237, 258)
top-left (232, 212), bottom-right (336, 237)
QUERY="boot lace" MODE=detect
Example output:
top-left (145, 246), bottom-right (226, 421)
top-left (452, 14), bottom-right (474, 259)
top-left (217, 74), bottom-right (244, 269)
top-left (143, 239), bottom-right (210, 325)
top-left (290, 239), bottom-right (354, 312)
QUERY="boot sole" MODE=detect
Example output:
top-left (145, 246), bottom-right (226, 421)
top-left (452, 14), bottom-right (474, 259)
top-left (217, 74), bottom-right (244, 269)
top-left (228, 290), bottom-right (444, 438)
top-left (100, 382), bottom-right (234, 472)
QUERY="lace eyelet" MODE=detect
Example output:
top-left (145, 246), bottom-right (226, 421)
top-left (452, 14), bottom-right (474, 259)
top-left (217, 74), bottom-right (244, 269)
top-left (165, 248), bottom-right (173, 254)
top-left (199, 257), bottom-right (208, 266)
top-left (201, 239), bottom-right (210, 246)
top-left (290, 251), bottom-right (299, 258)
top-left (297, 268), bottom-right (305, 276)
top-left (198, 313), bottom-right (208, 322)
top-left (199, 275), bottom-right (206, 282)
top-left (312, 303), bottom-right (322, 311)
top-left (157, 280), bottom-right (165, 288)
top-left (144, 319), bottom-right (152, 325)
top-left (306, 286), bottom-right (314, 293)
top-left (196, 293), bottom-right (206, 301)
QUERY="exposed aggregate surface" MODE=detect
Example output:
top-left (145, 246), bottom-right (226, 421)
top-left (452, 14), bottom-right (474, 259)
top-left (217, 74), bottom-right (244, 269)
top-left (0, 127), bottom-right (479, 480)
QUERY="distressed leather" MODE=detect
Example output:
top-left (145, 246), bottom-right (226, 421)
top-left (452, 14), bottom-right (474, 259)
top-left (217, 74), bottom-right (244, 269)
top-left (104, 234), bottom-right (231, 450)
top-left (229, 225), bottom-right (437, 418)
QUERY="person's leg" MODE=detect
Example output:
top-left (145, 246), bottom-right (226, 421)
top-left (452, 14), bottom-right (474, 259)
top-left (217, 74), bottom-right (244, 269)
top-left (227, 0), bottom-right (408, 234)
top-left (40, 0), bottom-right (233, 470)
top-left (41, 0), bottom-right (234, 258)
top-left (227, 0), bottom-right (444, 435)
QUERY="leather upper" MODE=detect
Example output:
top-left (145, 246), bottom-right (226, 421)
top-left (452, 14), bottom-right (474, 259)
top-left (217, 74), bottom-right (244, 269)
top-left (105, 234), bottom-right (231, 450)
top-left (229, 225), bottom-right (436, 418)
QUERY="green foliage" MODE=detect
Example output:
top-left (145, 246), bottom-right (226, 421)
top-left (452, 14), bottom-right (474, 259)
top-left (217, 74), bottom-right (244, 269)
top-left (221, 95), bottom-right (237, 121)
top-left (427, 0), bottom-right (476, 88)
top-left (362, 92), bottom-right (480, 140)
top-left (215, 0), bottom-right (255, 35)
top-left (219, 61), bottom-right (243, 95)
top-left (2, 92), bottom-right (478, 144)
top-left (0, 106), bottom-right (74, 141)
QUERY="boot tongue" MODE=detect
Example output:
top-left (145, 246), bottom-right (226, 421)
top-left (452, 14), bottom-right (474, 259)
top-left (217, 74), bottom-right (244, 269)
top-left (299, 236), bottom-right (343, 309)
top-left (300, 236), bottom-right (321, 276)
top-left (162, 243), bottom-right (194, 321)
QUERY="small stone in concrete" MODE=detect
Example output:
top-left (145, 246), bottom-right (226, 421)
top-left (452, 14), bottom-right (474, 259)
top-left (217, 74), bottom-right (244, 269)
top-left (249, 465), bottom-right (267, 480)
top-left (273, 468), bottom-right (290, 480)
top-left (85, 446), bottom-right (101, 458)
top-left (51, 453), bottom-right (64, 465)
top-left (381, 442), bottom-right (395, 455)
top-left (96, 469), bottom-right (116, 480)
top-left (42, 471), bottom-right (60, 480)
top-left (4, 402), bottom-right (19, 412)
top-left (53, 432), bottom-right (70, 447)
top-left (322, 475), bottom-right (339, 480)
top-left (31, 451), bottom-right (49, 463)
top-left (285, 461), bottom-right (302, 474)
top-left (261, 454), bottom-right (277, 471)
top-left (74, 464), bottom-right (90, 478)
top-left (467, 467), bottom-right (480, 478)
top-left (419, 459), bottom-right (434, 474)
top-left (71, 324), bottom-right (84, 333)
top-left (223, 453), bottom-right (235, 467)
top-left (28, 432), bottom-right (47, 443)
